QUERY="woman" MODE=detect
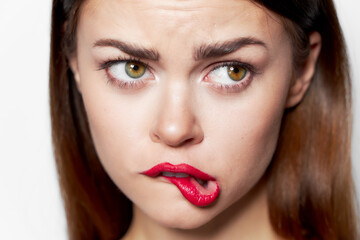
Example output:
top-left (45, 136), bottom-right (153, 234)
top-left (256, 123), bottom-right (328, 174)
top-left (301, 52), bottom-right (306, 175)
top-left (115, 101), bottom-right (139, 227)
top-left (50, 0), bottom-right (359, 239)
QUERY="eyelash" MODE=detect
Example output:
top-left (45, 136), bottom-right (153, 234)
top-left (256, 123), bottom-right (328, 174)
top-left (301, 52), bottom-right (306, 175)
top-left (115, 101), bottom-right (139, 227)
top-left (98, 57), bottom-right (150, 89)
top-left (203, 61), bottom-right (257, 93)
top-left (98, 57), bottom-right (258, 92)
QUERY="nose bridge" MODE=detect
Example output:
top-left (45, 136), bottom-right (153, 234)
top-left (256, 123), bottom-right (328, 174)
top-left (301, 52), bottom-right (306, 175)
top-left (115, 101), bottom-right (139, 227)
top-left (150, 79), bottom-right (203, 147)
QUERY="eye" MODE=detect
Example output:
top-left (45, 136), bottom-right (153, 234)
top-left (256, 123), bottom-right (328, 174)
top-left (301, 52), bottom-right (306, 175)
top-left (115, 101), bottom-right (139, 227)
top-left (202, 62), bottom-right (257, 93)
top-left (227, 65), bottom-right (247, 81)
top-left (107, 60), bottom-right (151, 82)
top-left (206, 63), bottom-right (249, 85)
top-left (124, 61), bottom-right (146, 78)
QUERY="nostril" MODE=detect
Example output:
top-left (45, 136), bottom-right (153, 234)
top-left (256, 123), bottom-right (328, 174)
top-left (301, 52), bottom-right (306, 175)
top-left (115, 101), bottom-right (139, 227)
top-left (149, 120), bottom-right (204, 147)
top-left (158, 130), bottom-right (194, 147)
top-left (150, 131), bottom-right (161, 143)
top-left (167, 136), bottom-right (196, 148)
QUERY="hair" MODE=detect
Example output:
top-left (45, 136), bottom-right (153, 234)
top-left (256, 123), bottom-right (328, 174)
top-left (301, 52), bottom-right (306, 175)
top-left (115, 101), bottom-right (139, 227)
top-left (50, 0), bottom-right (359, 239)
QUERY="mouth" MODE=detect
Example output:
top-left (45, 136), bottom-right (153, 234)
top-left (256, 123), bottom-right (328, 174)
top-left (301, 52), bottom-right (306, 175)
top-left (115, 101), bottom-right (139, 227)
top-left (141, 162), bottom-right (220, 207)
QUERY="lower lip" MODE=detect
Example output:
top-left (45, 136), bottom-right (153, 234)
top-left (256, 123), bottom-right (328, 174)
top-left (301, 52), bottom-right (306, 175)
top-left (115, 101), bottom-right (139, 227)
top-left (162, 176), bottom-right (220, 207)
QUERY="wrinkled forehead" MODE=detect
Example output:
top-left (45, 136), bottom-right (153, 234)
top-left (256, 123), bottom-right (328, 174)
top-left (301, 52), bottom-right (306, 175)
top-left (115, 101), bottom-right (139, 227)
top-left (77, 0), bottom-right (288, 57)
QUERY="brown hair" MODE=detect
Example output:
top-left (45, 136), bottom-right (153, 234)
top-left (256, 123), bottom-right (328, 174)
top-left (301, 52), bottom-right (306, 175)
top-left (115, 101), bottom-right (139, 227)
top-left (50, 0), bottom-right (359, 239)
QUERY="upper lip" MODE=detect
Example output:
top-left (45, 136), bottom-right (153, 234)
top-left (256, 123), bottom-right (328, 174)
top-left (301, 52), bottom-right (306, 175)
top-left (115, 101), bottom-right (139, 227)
top-left (141, 162), bottom-right (215, 181)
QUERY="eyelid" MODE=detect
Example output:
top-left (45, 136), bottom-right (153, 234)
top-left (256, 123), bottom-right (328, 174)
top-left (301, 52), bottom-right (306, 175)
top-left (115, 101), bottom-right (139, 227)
top-left (207, 60), bottom-right (259, 75)
top-left (202, 60), bottom-right (259, 93)
top-left (97, 57), bottom-right (150, 71)
top-left (98, 57), bottom-right (155, 89)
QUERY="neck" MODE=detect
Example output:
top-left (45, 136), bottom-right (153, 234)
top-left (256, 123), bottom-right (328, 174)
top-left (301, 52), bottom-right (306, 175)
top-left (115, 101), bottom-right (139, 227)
top-left (122, 179), bottom-right (282, 240)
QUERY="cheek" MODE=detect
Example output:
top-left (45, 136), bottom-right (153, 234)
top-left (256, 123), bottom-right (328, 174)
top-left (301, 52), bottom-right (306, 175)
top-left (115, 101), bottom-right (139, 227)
top-left (200, 70), bottom-right (291, 202)
top-left (78, 76), bottom-right (153, 179)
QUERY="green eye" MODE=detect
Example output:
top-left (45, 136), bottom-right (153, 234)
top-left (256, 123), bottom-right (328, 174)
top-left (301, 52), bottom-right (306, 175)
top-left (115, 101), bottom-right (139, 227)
top-left (227, 65), bottom-right (247, 81)
top-left (125, 61), bottom-right (146, 78)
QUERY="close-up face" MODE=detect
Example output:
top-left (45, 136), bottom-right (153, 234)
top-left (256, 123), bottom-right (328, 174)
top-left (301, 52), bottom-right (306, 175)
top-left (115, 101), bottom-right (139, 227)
top-left (72, 0), bottom-right (296, 229)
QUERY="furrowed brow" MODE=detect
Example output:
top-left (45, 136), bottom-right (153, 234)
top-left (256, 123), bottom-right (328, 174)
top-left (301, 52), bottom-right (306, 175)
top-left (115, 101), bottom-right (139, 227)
top-left (93, 39), bottom-right (160, 61)
top-left (194, 37), bottom-right (267, 61)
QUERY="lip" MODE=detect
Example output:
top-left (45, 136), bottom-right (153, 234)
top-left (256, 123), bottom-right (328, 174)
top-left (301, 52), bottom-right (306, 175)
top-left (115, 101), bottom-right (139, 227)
top-left (141, 162), bottom-right (220, 207)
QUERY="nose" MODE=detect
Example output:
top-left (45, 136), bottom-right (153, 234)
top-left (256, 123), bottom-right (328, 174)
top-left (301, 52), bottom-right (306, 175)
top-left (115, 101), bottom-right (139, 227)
top-left (150, 82), bottom-right (204, 147)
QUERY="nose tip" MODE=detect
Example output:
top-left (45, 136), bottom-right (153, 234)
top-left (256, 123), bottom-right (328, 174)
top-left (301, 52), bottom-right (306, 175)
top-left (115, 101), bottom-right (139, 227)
top-left (150, 111), bottom-right (204, 147)
top-left (150, 79), bottom-right (204, 148)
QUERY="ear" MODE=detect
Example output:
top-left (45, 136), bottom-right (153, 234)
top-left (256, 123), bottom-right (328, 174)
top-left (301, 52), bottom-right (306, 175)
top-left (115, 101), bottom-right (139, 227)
top-left (68, 56), bottom-right (82, 93)
top-left (285, 32), bottom-right (322, 108)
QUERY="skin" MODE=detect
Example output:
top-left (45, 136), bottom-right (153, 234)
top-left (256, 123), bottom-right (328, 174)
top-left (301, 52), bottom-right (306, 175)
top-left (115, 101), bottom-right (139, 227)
top-left (70, 0), bottom-right (321, 239)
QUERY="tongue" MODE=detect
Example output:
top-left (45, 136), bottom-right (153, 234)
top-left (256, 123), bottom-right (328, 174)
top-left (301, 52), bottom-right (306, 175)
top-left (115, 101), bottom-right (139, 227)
top-left (164, 177), bottom-right (220, 207)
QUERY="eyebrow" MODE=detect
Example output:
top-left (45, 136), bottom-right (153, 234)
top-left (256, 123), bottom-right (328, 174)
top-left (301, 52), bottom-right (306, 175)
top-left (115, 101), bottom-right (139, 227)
top-left (194, 37), bottom-right (267, 61)
top-left (93, 37), bottom-right (267, 62)
top-left (94, 39), bottom-right (160, 61)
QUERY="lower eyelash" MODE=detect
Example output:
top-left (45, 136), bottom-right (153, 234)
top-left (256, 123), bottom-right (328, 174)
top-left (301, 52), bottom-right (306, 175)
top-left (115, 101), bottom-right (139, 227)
top-left (103, 62), bottom-right (148, 89)
top-left (206, 76), bottom-right (253, 93)
top-left (106, 72), bottom-right (146, 89)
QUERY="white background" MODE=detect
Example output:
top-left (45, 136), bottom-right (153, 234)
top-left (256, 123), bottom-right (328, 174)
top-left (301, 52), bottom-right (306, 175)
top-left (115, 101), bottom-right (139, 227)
top-left (0, 1), bottom-right (359, 239)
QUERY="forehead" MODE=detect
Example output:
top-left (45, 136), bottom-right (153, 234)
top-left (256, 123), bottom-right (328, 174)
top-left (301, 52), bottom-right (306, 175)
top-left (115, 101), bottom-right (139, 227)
top-left (80, 0), bottom-right (282, 38)
top-left (79, 0), bottom-right (286, 44)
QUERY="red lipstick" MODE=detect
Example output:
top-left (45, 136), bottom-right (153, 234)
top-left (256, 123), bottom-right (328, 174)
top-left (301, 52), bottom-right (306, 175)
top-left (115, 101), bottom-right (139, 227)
top-left (142, 162), bottom-right (220, 207)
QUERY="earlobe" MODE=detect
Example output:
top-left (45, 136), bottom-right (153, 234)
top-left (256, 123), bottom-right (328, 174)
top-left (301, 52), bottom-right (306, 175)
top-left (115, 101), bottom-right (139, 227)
top-left (69, 57), bottom-right (82, 93)
top-left (285, 32), bottom-right (322, 108)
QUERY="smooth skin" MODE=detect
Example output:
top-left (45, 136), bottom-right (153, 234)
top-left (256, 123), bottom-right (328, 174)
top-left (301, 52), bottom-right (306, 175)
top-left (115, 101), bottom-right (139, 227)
top-left (70, 0), bottom-right (321, 239)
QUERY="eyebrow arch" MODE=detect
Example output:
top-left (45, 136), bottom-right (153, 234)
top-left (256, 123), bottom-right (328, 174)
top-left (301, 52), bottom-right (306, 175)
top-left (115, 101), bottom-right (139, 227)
top-left (194, 37), bottom-right (267, 61)
top-left (93, 39), bottom-right (160, 61)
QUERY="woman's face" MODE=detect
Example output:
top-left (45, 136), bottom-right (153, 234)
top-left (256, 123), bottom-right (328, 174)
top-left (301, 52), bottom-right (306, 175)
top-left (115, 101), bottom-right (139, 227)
top-left (73, 0), bottom-right (294, 229)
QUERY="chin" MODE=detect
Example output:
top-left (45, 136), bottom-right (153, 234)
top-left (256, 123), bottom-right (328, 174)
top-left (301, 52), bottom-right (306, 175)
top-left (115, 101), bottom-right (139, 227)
top-left (156, 215), bottom-right (213, 230)
top-left (146, 202), bottom-right (220, 230)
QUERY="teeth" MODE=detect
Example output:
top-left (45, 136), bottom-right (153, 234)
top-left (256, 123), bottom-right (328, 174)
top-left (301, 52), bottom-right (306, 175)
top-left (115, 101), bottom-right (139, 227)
top-left (196, 178), bottom-right (208, 188)
top-left (161, 172), bottom-right (209, 187)
top-left (162, 172), bottom-right (189, 178)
